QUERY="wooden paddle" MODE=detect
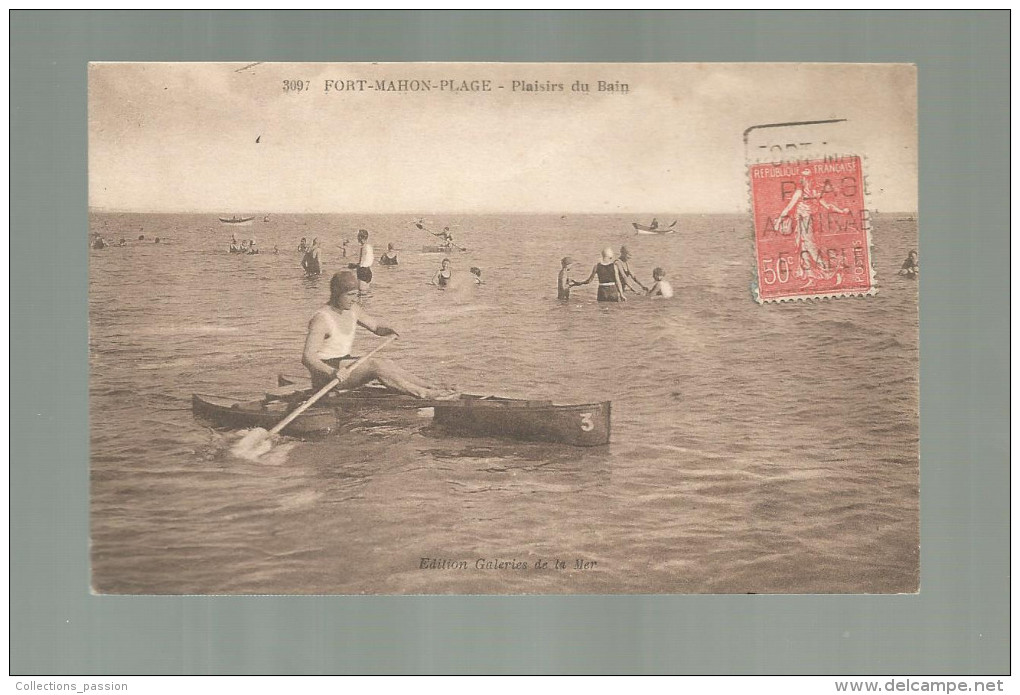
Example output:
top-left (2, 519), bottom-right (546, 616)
top-left (230, 335), bottom-right (398, 460)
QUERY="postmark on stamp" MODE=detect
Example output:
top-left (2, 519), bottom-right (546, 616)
top-left (745, 120), bottom-right (876, 303)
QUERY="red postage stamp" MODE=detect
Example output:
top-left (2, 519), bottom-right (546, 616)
top-left (750, 156), bottom-right (875, 302)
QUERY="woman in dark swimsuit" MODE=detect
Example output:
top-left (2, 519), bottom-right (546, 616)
top-left (301, 238), bottom-right (322, 275)
top-left (379, 243), bottom-right (399, 266)
top-left (431, 258), bottom-right (453, 288)
top-left (573, 247), bottom-right (626, 302)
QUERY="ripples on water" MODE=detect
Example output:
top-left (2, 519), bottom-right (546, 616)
top-left (89, 213), bottom-right (918, 594)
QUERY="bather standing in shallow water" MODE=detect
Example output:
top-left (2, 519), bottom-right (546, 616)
top-left (430, 258), bottom-right (453, 288)
top-left (573, 247), bottom-right (626, 302)
top-left (378, 243), bottom-right (399, 266)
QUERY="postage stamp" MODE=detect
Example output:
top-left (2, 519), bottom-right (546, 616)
top-left (749, 155), bottom-right (874, 302)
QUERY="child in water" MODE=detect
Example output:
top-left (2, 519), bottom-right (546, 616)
top-left (557, 257), bottom-right (578, 299)
top-left (647, 267), bottom-right (674, 298)
top-left (470, 267), bottom-right (483, 285)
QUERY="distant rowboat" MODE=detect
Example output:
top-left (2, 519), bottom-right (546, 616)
top-left (632, 220), bottom-right (677, 235)
top-left (219, 216), bottom-right (255, 225)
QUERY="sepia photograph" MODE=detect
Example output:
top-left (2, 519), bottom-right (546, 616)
top-left (88, 61), bottom-right (919, 595)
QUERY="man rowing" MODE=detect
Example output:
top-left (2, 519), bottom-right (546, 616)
top-left (421, 222), bottom-right (456, 248)
top-left (302, 271), bottom-right (457, 399)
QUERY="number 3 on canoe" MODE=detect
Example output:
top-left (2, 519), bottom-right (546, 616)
top-left (579, 413), bottom-right (594, 432)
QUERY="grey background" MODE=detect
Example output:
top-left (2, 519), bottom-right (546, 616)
top-left (11, 11), bottom-right (1009, 674)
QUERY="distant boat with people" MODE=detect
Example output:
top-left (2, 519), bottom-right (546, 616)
top-left (219, 216), bottom-right (255, 225)
top-left (632, 218), bottom-right (677, 235)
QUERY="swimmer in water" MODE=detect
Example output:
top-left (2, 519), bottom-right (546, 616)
top-left (348, 229), bottom-right (374, 294)
top-left (898, 250), bottom-right (919, 278)
top-left (615, 245), bottom-right (648, 293)
top-left (430, 258), bottom-right (453, 288)
top-left (379, 243), bottom-right (399, 266)
top-left (301, 238), bottom-right (322, 275)
top-left (557, 256), bottom-right (579, 300)
top-left (646, 267), bottom-right (674, 298)
top-left (573, 247), bottom-right (626, 302)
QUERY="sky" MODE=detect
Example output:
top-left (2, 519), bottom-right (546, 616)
top-left (89, 62), bottom-right (917, 214)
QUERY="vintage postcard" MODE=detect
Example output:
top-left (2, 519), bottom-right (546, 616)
top-left (88, 62), bottom-right (918, 594)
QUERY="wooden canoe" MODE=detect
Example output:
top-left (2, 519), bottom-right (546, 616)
top-left (195, 378), bottom-right (610, 446)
